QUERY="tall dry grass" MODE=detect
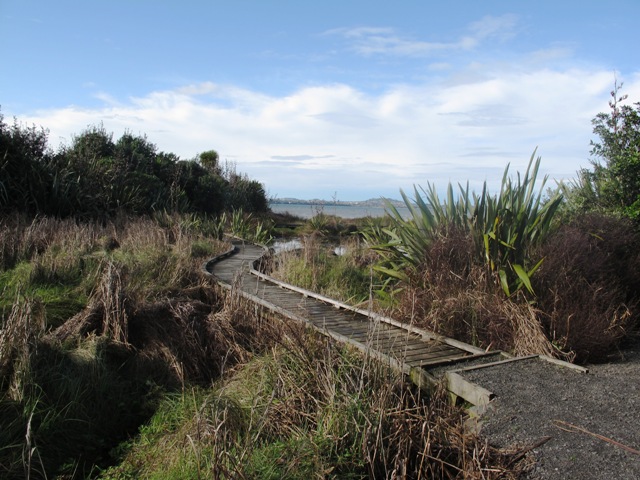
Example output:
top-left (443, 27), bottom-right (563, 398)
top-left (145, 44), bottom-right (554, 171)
top-left (102, 297), bottom-right (530, 479)
top-left (0, 213), bottom-right (231, 478)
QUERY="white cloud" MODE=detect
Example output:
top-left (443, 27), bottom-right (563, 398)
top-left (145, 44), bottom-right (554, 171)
top-left (328, 14), bottom-right (519, 58)
top-left (468, 14), bottom-right (518, 42)
top-left (19, 67), bottom-right (640, 200)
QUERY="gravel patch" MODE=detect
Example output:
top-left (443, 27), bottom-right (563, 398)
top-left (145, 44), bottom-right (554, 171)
top-left (460, 342), bottom-right (640, 479)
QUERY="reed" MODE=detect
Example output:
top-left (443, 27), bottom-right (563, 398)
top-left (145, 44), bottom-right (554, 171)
top-left (101, 310), bottom-right (529, 479)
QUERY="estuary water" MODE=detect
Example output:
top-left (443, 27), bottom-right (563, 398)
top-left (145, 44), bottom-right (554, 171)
top-left (270, 202), bottom-right (410, 219)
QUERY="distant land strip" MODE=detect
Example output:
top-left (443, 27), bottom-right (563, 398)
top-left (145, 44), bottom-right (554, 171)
top-left (270, 197), bottom-right (406, 208)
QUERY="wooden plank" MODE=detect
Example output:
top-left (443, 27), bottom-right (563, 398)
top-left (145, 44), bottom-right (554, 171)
top-left (413, 351), bottom-right (499, 369)
top-left (321, 323), bottom-right (370, 334)
top-left (402, 347), bottom-right (465, 363)
top-left (383, 341), bottom-right (439, 358)
top-left (401, 343), bottom-right (455, 358)
top-left (409, 353), bottom-right (471, 367)
top-left (310, 313), bottom-right (363, 324)
top-left (445, 371), bottom-right (494, 406)
top-left (366, 333), bottom-right (417, 350)
top-left (311, 320), bottom-right (368, 332)
top-left (538, 355), bottom-right (589, 373)
top-left (353, 329), bottom-right (421, 346)
top-left (449, 354), bottom-right (539, 373)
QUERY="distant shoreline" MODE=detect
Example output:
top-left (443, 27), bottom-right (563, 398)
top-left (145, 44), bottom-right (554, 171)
top-left (269, 200), bottom-right (411, 219)
top-left (270, 197), bottom-right (405, 208)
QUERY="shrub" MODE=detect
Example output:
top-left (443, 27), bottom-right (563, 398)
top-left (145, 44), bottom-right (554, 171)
top-left (533, 213), bottom-right (640, 361)
top-left (370, 152), bottom-right (562, 299)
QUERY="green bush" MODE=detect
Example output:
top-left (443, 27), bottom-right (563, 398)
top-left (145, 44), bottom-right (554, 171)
top-left (0, 112), bottom-right (270, 219)
top-left (366, 152), bottom-right (562, 298)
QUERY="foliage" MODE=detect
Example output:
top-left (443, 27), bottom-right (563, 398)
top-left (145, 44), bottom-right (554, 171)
top-left (0, 112), bottom-right (52, 213)
top-left (532, 213), bottom-right (640, 361)
top-left (366, 152), bottom-right (562, 298)
top-left (0, 112), bottom-right (269, 219)
top-left (568, 82), bottom-right (640, 219)
top-left (197, 149), bottom-right (220, 174)
top-left (229, 209), bottom-right (274, 245)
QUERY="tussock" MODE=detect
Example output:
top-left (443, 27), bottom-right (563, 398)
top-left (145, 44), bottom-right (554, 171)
top-left (0, 295), bottom-right (45, 397)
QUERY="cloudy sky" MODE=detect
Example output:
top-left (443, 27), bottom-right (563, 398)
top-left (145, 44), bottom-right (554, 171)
top-left (2, 1), bottom-right (639, 200)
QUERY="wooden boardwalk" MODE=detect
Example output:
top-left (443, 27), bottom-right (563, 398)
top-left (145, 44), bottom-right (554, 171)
top-left (203, 240), bottom-right (500, 397)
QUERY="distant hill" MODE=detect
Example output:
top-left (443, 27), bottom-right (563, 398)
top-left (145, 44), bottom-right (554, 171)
top-left (271, 197), bottom-right (406, 208)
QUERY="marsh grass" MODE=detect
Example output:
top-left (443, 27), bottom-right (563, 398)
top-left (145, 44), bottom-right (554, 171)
top-left (1, 213), bottom-right (531, 478)
top-left (0, 213), bottom-right (232, 478)
top-left (269, 235), bottom-right (384, 306)
top-left (101, 306), bottom-right (529, 480)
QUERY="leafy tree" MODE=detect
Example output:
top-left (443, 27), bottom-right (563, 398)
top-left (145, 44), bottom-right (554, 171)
top-left (175, 160), bottom-right (227, 215)
top-left (57, 124), bottom-right (118, 216)
top-left (228, 176), bottom-right (269, 213)
top-left (67, 123), bottom-right (115, 162)
top-left (573, 83), bottom-right (640, 219)
top-left (114, 132), bottom-right (156, 174)
top-left (1, 115), bottom-right (270, 218)
top-left (0, 111), bottom-right (52, 213)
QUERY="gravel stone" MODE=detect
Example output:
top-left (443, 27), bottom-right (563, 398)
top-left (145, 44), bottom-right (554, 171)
top-left (460, 342), bottom-right (640, 479)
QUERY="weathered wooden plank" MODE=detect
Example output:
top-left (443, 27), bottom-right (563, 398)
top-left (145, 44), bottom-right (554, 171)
top-left (538, 355), bottom-right (589, 373)
top-left (309, 313), bottom-right (362, 323)
top-left (402, 347), bottom-right (465, 363)
top-left (366, 333), bottom-right (418, 350)
top-left (400, 343), bottom-right (453, 357)
top-left (311, 321), bottom-right (368, 333)
top-left (335, 330), bottom-right (372, 342)
top-left (445, 371), bottom-right (494, 406)
top-left (379, 342), bottom-right (440, 359)
top-left (315, 324), bottom-right (369, 334)
top-left (409, 353), bottom-right (471, 366)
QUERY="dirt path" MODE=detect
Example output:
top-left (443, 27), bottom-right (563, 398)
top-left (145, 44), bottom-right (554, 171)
top-left (463, 341), bottom-right (640, 479)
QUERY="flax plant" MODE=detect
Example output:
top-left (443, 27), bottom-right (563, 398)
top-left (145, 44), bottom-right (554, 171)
top-left (368, 151), bottom-right (562, 298)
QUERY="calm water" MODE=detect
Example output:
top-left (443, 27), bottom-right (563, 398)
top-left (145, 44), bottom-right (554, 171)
top-left (270, 202), bottom-right (410, 219)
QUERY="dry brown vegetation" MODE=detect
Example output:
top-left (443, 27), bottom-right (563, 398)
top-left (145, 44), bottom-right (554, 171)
top-left (385, 214), bottom-right (640, 363)
top-left (533, 213), bottom-right (640, 362)
top-left (1, 213), bottom-right (534, 479)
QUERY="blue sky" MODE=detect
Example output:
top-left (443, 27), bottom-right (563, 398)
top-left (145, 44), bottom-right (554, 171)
top-left (2, 1), bottom-right (639, 200)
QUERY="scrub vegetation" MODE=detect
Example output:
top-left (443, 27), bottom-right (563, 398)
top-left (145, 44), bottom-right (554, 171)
top-left (1, 85), bottom-right (639, 478)
top-left (0, 112), bottom-right (269, 219)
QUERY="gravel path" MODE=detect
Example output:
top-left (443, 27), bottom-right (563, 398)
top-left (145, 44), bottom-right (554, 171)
top-left (462, 342), bottom-right (640, 479)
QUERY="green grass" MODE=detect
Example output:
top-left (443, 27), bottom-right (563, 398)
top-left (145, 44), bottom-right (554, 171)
top-left (270, 238), bottom-right (384, 306)
top-left (0, 260), bottom-right (91, 329)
